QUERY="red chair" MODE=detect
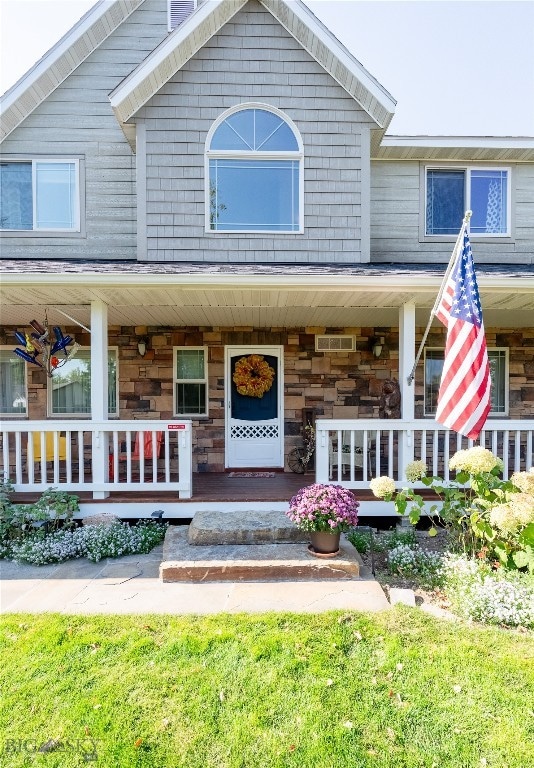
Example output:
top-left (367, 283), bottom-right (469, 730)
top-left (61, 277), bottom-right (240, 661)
top-left (109, 431), bottom-right (163, 479)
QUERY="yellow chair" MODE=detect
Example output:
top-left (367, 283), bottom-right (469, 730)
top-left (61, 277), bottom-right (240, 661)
top-left (31, 432), bottom-right (68, 462)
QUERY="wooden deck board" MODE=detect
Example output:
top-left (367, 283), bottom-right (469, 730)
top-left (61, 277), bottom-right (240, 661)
top-left (11, 472), bottom-right (439, 506)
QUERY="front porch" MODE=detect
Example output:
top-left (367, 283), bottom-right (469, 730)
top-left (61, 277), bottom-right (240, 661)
top-left (2, 264), bottom-right (533, 518)
top-left (3, 419), bottom-right (533, 518)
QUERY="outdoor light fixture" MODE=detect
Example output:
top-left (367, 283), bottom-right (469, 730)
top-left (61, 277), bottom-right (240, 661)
top-left (372, 336), bottom-right (385, 358)
top-left (137, 338), bottom-right (148, 357)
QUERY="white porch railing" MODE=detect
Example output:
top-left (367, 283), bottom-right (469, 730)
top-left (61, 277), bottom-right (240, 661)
top-left (1, 420), bottom-right (193, 499)
top-left (315, 419), bottom-right (534, 489)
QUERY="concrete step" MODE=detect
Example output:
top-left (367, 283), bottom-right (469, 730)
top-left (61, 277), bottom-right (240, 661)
top-left (188, 509), bottom-right (309, 546)
top-left (160, 526), bottom-right (360, 583)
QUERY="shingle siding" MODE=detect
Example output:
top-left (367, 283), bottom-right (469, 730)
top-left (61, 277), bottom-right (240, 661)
top-left (0, 0), bottom-right (169, 261)
top-left (136, 0), bottom-right (372, 264)
top-left (371, 160), bottom-right (534, 265)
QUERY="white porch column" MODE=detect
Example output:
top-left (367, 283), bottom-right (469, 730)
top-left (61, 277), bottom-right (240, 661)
top-left (91, 299), bottom-right (109, 499)
top-left (398, 302), bottom-right (416, 480)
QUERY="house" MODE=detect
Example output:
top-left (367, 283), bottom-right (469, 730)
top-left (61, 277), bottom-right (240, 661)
top-left (1, 0), bottom-right (533, 518)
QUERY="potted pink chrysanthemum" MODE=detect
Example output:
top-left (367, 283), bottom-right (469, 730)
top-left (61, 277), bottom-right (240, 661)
top-left (286, 483), bottom-right (359, 554)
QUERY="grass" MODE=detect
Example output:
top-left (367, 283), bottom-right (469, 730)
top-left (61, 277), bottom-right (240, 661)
top-left (1, 610), bottom-right (533, 768)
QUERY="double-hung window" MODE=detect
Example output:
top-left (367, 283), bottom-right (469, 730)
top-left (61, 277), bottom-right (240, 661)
top-left (49, 348), bottom-right (118, 416)
top-left (425, 166), bottom-right (510, 236)
top-left (424, 348), bottom-right (508, 417)
top-left (174, 347), bottom-right (208, 417)
top-left (206, 105), bottom-right (303, 233)
top-left (0, 159), bottom-right (80, 232)
top-left (0, 349), bottom-right (27, 415)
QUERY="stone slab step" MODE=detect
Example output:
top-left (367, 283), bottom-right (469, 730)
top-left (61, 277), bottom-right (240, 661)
top-left (161, 527), bottom-right (361, 583)
top-left (188, 509), bottom-right (309, 546)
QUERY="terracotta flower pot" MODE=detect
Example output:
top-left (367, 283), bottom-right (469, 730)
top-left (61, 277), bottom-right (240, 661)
top-left (309, 530), bottom-right (341, 554)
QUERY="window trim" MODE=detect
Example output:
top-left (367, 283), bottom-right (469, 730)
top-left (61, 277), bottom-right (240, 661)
top-left (0, 157), bottom-right (82, 234)
top-left (423, 347), bottom-right (509, 418)
top-left (421, 163), bottom-right (512, 241)
top-left (0, 346), bottom-right (28, 417)
top-left (204, 103), bottom-right (304, 234)
top-left (47, 346), bottom-right (119, 418)
top-left (173, 346), bottom-right (209, 418)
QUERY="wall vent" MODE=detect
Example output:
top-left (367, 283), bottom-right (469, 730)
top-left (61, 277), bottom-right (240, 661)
top-left (168, 0), bottom-right (197, 31)
top-left (315, 335), bottom-right (355, 352)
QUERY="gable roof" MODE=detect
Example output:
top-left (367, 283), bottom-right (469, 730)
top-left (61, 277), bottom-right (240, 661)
top-left (109, 0), bottom-right (396, 139)
top-left (1, 0), bottom-right (395, 146)
top-left (0, 0), bottom-right (146, 143)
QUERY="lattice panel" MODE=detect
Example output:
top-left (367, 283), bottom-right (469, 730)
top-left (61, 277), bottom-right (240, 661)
top-left (231, 424), bottom-right (279, 440)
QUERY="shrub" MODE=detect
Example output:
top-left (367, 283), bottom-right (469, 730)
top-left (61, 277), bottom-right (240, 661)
top-left (0, 482), bottom-right (79, 558)
top-left (347, 527), bottom-right (417, 555)
top-left (370, 451), bottom-right (534, 571)
top-left (347, 529), bottom-right (372, 554)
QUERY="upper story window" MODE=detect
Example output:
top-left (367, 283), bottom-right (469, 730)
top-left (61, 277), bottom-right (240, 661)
top-left (425, 166), bottom-right (510, 237)
top-left (0, 159), bottom-right (80, 232)
top-left (168, 0), bottom-right (196, 31)
top-left (0, 349), bottom-right (27, 415)
top-left (206, 105), bottom-right (303, 233)
top-left (424, 348), bottom-right (508, 417)
top-left (49, 348), bottom-right (118, 417)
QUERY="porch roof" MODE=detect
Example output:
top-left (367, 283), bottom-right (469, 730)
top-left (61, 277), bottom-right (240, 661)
top-left (1, 259), bottom-right (533, 329)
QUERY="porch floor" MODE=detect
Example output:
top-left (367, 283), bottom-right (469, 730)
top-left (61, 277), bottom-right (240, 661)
top-left (11, 471), bottom-right (436, 506)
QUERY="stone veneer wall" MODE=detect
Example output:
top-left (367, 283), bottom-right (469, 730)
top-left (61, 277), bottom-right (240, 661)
top-left (413, 327), bottom-right (534, 420)
top-left (15, 324), bottom-right (534, 473)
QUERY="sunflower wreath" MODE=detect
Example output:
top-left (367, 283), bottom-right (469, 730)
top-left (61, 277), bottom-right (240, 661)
top-left (233, 354), bottom-right (275, 398)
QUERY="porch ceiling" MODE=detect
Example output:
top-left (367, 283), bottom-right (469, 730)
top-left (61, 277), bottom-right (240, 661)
top-left (1, 280), bottom-right (533, 329)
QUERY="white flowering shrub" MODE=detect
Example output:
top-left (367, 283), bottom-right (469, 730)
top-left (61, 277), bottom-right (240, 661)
top-left (442, 554), bottom-right (534, 629)
top-left (10, 521), bottom-right (167, 565)
top-left (387, 544), bottom-right (443, 587)
top-left (370, 450), bottom-right (534, 571)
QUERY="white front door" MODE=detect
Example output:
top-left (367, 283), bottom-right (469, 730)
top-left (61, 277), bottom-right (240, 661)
top-left (225, 346), bottom-right (284, 468)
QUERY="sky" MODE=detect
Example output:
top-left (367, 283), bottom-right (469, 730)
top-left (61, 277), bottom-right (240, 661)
top-left (1, 0), bottom-right (533, 136)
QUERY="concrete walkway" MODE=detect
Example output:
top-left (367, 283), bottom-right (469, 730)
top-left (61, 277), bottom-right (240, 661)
top-left (1, 544), bottom-right (390, 614)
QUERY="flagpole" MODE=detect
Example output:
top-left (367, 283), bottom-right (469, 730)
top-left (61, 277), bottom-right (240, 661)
top-left (406, 210), bottom-right (472, 385)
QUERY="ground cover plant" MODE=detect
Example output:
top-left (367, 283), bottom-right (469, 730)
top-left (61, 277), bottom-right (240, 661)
top-left (8, 520), bottom-right (167, 565)
top-left (1, 610), bottom-right (533, 768)
top-left (0, 480), bottom-right (166, 564)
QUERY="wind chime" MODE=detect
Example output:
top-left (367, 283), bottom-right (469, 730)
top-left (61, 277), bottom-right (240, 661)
top-left (13, 314), bottom-right (78, 378)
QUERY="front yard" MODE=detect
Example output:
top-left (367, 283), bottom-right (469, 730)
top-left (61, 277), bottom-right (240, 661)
top-left (1, 610), bottom-right (533, 768)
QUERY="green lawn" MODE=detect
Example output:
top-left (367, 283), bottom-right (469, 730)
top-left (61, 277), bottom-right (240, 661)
top-left (1, 610), bottom-right (533, 768)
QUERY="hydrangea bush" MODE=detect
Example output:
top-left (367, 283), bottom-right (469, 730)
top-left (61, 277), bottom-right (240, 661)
top-left (10, 520), bottom-right (167, 565)
top-left (370, 448), bottom-right (534, 570)
top-left (286, 483), bottom-right (359, 533)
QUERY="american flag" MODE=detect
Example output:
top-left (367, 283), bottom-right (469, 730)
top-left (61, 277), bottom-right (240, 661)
top-left (435, 226), bottom-right (491, 440)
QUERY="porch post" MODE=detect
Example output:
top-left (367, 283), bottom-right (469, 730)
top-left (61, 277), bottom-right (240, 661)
top-left (91, 299), bottom-right (109, 499)
top-left (398, 302), bottom-right (416, 480)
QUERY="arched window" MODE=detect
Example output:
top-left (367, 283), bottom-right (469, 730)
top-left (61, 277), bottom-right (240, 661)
top-left (206, 105), bottom-right (303, 233)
